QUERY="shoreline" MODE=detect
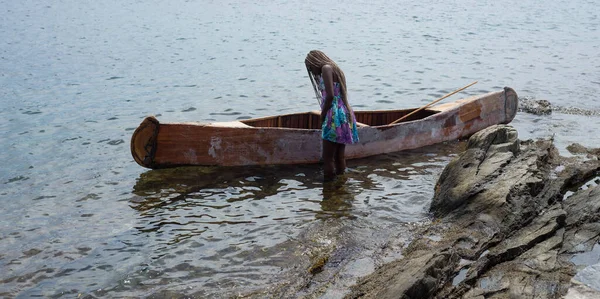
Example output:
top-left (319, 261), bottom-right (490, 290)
top-left (345, 125), bottom-right (600, 298)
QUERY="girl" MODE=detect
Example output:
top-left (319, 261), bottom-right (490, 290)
top-left (305, 50), bottom-right (359, 181)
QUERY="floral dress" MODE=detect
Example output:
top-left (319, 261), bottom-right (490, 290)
top-left (318, 76), bottom-right (359, 144)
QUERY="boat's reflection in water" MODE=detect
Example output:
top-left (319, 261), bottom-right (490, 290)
top-left (129, 141), bottom-right (465, 297)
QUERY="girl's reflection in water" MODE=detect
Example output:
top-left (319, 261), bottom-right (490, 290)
top-left (319, 175), bottom-right (355, 219)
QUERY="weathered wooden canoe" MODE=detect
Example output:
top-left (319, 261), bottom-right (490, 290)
top-left (131, 87), bottom-right (518, 169)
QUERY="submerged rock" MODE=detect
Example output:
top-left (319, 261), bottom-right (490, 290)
top-left (347, 125), bottom-right (600, 299)
top-left (518, 97), bottom-right (553, 115)
top-left (567, 143), bottom-right (600, 157)
top-left (518, 96), bottom-right (600, 116)
top-left (555, 106), bottom-right (600, 116)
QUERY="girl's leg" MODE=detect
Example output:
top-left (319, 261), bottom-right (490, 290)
top-left (334, 143), bottom-right (346, 175)
top-left (322, 140), bottom-right (336, 181)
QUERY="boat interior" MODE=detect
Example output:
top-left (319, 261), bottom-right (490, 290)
top-left (239, 108), bottom-right (439, 129)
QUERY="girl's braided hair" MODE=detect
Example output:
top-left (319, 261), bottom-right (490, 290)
top-left (305, 50), bottom-right (354, 117)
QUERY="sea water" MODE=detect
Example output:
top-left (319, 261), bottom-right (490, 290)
top-left (1, 0), bottom-right (599, 297)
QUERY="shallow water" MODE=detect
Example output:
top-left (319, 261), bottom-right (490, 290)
top-left (2, 147), bottom-right (457, 298)
top-left (1, 0), bottom-right (599, 297)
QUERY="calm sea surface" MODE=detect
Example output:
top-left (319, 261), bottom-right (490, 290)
top-left (1, 0), bottom-right (599, 297)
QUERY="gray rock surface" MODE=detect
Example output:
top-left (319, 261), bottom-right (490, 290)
top-left (518, 96), bottom-right (600, 116)
top-left (347, 125), bottom-right (600, 299)
top-left (518, 97), bottom-right (553, 115)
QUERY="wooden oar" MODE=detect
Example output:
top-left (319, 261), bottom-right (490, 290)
top-left (389, 81), bottom-right (478, 125)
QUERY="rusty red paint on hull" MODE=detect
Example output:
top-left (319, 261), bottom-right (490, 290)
top-left (131, 88), bottom-right (518, 168)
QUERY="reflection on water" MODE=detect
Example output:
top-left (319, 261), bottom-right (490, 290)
top-left (119, 143), bottom-right (463, 297)
top-left (320, 176), bottom-right (355, 219)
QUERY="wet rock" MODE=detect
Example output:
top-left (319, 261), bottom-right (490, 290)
top-left (347, 125), bottom-right (600, 299)
top-left (567, 143), bottom-right (600, 157)
top-left (567, 143), bottom-right (591, 155)
top-left (555, 106), bottom-right (600, 116)
top-left (518, 97), bottom-right (553, 115)
top-left (518, 96), bottom-right (600, 116)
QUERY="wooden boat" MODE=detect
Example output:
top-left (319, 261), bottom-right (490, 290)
top-left (131, 87), bottom-right (518, 169)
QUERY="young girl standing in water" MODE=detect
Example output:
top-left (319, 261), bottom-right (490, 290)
top-left (305, 50), bottom-right (359, 181)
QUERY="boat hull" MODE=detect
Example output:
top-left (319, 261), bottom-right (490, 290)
top-left (131, 87), bottom-right (518, 168)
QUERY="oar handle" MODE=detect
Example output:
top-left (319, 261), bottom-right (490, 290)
top-left (389, 81), bottom-right (478, 125)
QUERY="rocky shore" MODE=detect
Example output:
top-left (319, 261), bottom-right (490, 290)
top-left (347, 125), bottom-right (600, 299)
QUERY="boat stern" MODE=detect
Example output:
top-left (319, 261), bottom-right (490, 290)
top-left (503, 87), bottom-right (519, 124)
top-left (130, 116), bottom-right (160, 169)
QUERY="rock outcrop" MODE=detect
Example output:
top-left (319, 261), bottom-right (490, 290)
top-left (518, 97), bottom-right (553, 115)
top-left (518, 96), bottom-right (600, 116)
top-left (348, 125), bottom-right (600, 299)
